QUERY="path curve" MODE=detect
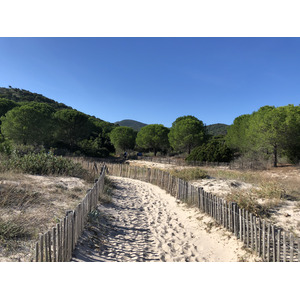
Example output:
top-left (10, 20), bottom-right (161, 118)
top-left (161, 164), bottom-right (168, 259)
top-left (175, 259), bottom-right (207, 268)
top-left (72, 176), bottom-right (260, 262)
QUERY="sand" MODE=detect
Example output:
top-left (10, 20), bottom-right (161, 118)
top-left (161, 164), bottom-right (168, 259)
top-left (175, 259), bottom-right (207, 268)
top-left (127, 159), bottom-right (300, 237)
top-left (72, 176), bottom-right (260, 262)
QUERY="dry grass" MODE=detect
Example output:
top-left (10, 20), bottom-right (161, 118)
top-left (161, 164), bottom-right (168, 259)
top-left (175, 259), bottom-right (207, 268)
top-left (169, 168), bottom-right (208, 181)
top-left (0, 171), bottom-right (92, 261)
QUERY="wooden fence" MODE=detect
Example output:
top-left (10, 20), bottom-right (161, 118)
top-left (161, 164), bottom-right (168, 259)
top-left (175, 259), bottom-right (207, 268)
top-left (106, 163), bottom-right (300, 262)
top-left (35, 165), bottom-right (106, 262)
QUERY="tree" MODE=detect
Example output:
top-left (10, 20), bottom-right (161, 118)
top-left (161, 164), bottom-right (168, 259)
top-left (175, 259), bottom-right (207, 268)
top-left (168, 115), bottom-right (206, 154)
top-left (54, 109), bottom-right (94, 151)
top-left (1, 102), bottom-right (55, 146)
top-left (226, 105), bottom-right (300, 167)
top-left (0, 98), bottom-right (19, 118)
top-left (248, 106), bottom-right (288, 167)
top-left (109, 126), bottom-right (136, 153)
top-left (225, 114), bottom-right (251, 154)
top-left (281, 105), bottom-right (300, 163)
top-left (136, 124), bottom-right (170, 156)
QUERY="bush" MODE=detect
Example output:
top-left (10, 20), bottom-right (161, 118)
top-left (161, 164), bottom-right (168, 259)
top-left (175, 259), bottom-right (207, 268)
top-left (186, 137), bottom-right (234, 163)
top-left (0, 151), bottom-right (87, 178)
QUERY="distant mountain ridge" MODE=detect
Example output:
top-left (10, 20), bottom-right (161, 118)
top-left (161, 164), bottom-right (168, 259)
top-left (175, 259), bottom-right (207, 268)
top-left (115, 119), bottom-right (229, 135)
top-left (206, 123), bottom-right (229, 136)
top-left (115, 119), bottom-right (148, 131)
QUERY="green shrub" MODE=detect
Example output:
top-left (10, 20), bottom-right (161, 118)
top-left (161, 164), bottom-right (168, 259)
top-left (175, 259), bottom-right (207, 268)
top-left (0, 151), bottom-right (87, 178)
top-left (186, 137), bottom-right (234, 163)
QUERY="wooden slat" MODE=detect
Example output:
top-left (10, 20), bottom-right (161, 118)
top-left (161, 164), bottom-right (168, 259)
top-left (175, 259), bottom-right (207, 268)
top-left (57, 223), bottom-right (61, 262)
top-left (45, 233), bottom-right (48, 262)
top-left (63, 217), bottom-right (67, 262)
top-left (267, 223), bottom-right (270, 262)
top-left (250, 213), bottom-right (253, 249)
top-left (35, 242), bottom-right (39, 262)
top-left (48, 231), bottom-right (52, 262)
top-left (258, 218), bottom-right (261, 256)
top-left (298, 238), bottom-right (300, 262)
top-left (254, 216), bottom-right (257, 253)
top-left (262, 220), bottom-right (266, 261)
top-left (272, 225), bottom-right (276, 262)
top-left (246, 211), bottom-right (249, 248)
top-left (53, 227), bottom-right (56, 262)
top-left (283, 231), bottom-right (287, 262)
top-left (239, 208), bottom-right (242, 240)
top-left (277, 229), bottom-right (281, 262)
top-left (290, 233), bottom-right (294, 262)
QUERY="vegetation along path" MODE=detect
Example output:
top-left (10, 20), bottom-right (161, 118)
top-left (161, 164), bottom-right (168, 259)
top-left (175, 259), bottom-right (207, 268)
top-left (72, 176), bottom-right (260, 262)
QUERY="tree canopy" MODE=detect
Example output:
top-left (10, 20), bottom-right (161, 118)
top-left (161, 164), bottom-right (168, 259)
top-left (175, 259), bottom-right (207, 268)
top-left (226, 114), bottom-right (251, 154)
top-left (1, 102), bottom-right (55, 146)
top-left (0, 98), bottom-right (19, 119)
top-left (168, 115), bottom-right (206, 154)
top-left (226, 105), bottom-right (300, 166)
top-left (109, 126), bottom-right (136, 153)
top-left (54, 109), bottom-right (95, 151)
top-left (136, 124), bottom-right (170, 156)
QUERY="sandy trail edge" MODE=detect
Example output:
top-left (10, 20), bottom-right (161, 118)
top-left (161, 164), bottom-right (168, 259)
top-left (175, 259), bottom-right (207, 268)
top-left (72, 176), bottom-right (260, 262)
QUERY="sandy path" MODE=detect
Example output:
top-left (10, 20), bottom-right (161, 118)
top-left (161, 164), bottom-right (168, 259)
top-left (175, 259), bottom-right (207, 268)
top-left (72, 176), bottom-right (260, 262)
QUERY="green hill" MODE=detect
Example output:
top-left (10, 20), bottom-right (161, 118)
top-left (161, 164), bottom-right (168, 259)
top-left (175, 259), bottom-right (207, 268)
top-left (0, 87), bottom-right (71, 110)
top-left (115, 119), bottom-right (147, 131)
top-left (206, 123), bottom-right (229, 136)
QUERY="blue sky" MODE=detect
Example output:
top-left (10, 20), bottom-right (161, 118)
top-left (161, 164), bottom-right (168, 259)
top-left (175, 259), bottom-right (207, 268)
top-left (1, 37), bottom-right (300, 127)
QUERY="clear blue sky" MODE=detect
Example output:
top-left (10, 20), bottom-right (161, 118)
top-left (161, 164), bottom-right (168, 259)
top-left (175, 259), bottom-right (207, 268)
top-left (1, 37), bottom-right (300, 127)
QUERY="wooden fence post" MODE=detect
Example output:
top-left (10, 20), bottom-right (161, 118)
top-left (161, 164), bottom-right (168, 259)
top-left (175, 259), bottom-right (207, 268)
top-left (35, 242), bottom-right (39, 262)
top-left (262, 220), bottom-right (266, 261)
top-left (258, 218), bottom-right (261, 257)
top-left (254, 216), bottom-right (257, 253)
top-left (48, 231), bottom-right (52, 262)
top-left (63, 217), bottom-right (67, 262)
top-left (298, 238), bottom-right (300, 262)
top-left (283, 231), bottom-right (287, 262)
top-left (239, 208), bottom-right (242, 240)
top-left (290, 233), bottom-right (294, 262)
top-left (57, 222), bottom-right (61, 262)
top-left (45, 233), bottom-right (48, 262)
top-left (267, 223), bottom-right (271, 262)
top-left (277, 229), bottom-right (281, 262)
top-left (40, 233), bottom-right (44, 262)
top-left (272, 225), bottom-right (276, 262)
top-left (246, 211), bottom-right (249, 248)
top-left (52, 227), bottom-right (56, 262)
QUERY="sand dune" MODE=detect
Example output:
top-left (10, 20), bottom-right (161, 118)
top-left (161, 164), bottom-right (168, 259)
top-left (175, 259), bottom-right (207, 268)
top-left (72, 176), bottom-right (260, 262)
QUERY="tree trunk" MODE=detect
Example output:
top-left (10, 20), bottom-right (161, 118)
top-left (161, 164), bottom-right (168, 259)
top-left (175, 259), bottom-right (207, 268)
top-left (273, 144), bottom-right (278, 167)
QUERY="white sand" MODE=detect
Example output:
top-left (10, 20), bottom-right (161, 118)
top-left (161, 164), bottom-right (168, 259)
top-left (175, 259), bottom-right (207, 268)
top-left (128, 160), bottom-right (300, 237)
top-left (72, 176), bottom-right (260, 262)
